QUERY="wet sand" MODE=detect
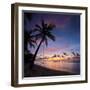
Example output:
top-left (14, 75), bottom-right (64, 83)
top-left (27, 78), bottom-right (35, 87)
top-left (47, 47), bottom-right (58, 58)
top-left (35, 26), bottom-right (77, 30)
top-left (24, 64), bottom-right (77, 77)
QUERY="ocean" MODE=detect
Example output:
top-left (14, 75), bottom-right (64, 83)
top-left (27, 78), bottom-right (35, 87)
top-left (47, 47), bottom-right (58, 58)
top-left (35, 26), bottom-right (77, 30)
top-left (35, 59), bottom-right (80, 74)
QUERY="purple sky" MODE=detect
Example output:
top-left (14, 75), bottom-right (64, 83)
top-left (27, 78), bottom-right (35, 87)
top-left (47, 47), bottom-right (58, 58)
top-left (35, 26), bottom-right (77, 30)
top-left (24, 11), bottom-right (80, 57)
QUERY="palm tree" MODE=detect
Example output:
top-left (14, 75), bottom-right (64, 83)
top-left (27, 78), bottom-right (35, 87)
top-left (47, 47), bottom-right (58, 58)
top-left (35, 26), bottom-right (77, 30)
top-left (63, 52), bottom-right (68, 56)
top-left (72, 51), bottom-right (76, 56)
top-left (24, 29), bottom-right (37, 52)
top-left (53, 54), bottom-right (57, 57)
top-left (31, 19), bottom-right (56, 69)
top-left (24, 29), bottom-right (37, 66)
top-left (62, 55), bottom-right (64, 58)
top-left (76, 53), bottom-right (80, 56)
top-left (24, 12), bottom-right (36, 52)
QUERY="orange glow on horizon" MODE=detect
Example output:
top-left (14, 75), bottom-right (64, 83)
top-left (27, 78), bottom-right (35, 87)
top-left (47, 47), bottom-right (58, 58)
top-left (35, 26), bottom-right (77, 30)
top-left (48, 57), bottom-right (64, 61)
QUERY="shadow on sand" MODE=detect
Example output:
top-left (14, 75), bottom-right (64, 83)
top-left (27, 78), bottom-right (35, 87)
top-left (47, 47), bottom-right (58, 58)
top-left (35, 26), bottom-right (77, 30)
top-left (24, 64), bottom-right (78, 77)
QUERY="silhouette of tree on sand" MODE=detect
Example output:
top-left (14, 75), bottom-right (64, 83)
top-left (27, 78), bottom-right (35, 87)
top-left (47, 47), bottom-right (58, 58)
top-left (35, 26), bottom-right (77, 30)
top-left (24, 17), bottom-right (56, 72)
top-left (30, 19), bottom-right (56, 69)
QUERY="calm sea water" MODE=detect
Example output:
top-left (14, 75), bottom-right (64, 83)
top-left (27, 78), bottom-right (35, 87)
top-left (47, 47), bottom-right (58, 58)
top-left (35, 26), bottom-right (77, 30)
top-left (35, 60), bottom-right (80, 74)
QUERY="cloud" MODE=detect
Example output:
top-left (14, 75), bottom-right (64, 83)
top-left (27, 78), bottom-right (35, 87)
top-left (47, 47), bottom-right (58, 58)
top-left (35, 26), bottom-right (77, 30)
top-left (45, 44), bottom-right (70, 52)
top-left (46, 47), bottom-right (59, 52)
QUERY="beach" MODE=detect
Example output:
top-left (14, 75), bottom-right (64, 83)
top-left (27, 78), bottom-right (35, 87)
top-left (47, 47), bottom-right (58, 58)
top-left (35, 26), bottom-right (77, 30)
top-left (24, 59), bottom-right (80, 77)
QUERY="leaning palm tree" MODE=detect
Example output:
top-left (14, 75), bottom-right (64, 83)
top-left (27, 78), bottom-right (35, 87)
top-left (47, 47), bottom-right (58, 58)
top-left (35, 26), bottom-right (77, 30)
top-left (31, 19), bottom-right (56, 69)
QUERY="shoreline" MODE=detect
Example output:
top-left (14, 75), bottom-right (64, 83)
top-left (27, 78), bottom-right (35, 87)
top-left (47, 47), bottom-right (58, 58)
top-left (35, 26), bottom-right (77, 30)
top-left (24, 64), bottom-right (79, 77)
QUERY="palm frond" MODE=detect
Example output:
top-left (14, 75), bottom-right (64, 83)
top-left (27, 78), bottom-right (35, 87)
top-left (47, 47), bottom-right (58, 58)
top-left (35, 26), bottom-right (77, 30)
top-left (34, 33), bottom-right (42, 40)
top-left (44, 37), bottom-right (48, 46)
top-left (41, 19), bottom-right (45, 28)
top-left (33, 28), bottom-right (41, 32)
top-left (76, 53), bottom-right (80, 56)
top-left (47, 24), bottom-right (56, 30)
top-left (47, 33), bottom-right (55, 41)
top-left (29, 42), bottom-right (35, 48)
top-left (35, 24), bottom-right (42, 30)
top-left (72, 52), bottom-right (76, 56)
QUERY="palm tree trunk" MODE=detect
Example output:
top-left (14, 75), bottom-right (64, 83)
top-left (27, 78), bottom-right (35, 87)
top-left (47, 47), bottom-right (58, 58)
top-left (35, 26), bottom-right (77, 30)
top-left (30, 39), bottom-right (43, 69)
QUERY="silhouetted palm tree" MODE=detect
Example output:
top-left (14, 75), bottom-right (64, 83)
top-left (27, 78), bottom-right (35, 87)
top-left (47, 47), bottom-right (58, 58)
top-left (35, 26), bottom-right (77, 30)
top-left (24, 12), bottom-right (36, 52)
top-left (63, 52), bottom-right (68, 56)
top-left (72, 51), bottom-right (76, 56)
top-left (31, 19), bottom-right (56, 69)
top-left (62, 55), bottom-right (64, 58)
top-left (76, 53), bottom-right (80, 56)
top-left (57, 55), bottom-right (60, 57)
top-left (24, 30), bottom-right (37, 52)
top-left (53, 54), bottom-right (57, 57)
top-left (24, 29), bottom-right (37, 67)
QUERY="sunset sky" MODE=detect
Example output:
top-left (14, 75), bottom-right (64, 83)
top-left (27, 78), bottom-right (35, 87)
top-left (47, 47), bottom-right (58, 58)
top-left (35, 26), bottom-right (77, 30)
top-left (24, 11), bottom-right (80, 57)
